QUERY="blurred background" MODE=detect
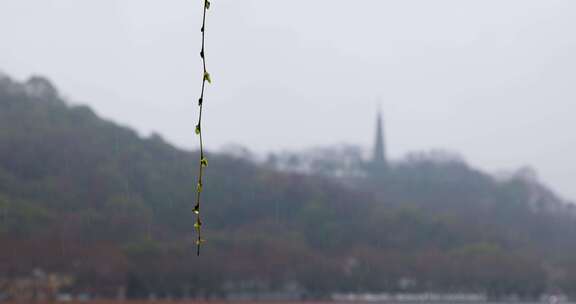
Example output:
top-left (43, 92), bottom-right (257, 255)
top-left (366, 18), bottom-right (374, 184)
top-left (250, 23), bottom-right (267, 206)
top-left (1, 0), bottom-right (576, 302)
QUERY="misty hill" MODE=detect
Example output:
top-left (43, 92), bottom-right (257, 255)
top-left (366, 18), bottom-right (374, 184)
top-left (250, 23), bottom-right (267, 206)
top-left (1, 73), bottom-right (576, 299)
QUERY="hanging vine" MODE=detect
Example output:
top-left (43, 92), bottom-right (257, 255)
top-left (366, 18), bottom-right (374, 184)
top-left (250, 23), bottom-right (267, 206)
top-left (193, 0), bottom-right (211, 256)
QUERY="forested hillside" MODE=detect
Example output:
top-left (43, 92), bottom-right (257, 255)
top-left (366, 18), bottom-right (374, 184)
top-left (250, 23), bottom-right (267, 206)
top-left (1, 73), bottom-right (576, 299)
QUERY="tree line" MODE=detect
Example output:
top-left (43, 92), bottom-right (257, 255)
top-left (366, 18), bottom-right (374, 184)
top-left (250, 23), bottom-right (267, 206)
top-left (1, 73), bottom-right (576, 299)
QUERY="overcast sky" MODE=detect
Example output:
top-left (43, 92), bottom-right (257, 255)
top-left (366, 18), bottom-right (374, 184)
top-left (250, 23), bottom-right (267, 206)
top-left (0, 0), bottom-right (575, 200)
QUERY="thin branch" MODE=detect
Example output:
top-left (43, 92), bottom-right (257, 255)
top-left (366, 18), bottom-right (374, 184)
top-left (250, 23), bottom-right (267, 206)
top-left (194, 0), bottom-right (211, 256)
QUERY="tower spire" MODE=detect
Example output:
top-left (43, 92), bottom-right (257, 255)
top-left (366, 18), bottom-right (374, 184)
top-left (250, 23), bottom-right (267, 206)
top-left (372, 109), bottom-right (386, 168)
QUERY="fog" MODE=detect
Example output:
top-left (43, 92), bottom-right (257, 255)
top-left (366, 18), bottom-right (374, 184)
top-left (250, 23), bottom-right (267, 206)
top-left (1, 0), bottom-right (575, 199)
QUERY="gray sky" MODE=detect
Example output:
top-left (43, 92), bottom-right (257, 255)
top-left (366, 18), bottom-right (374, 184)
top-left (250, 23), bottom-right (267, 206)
top-left (1, 0), bottom-right (575, 200)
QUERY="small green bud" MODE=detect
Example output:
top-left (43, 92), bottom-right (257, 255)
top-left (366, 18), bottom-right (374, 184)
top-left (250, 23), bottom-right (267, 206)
top-left (195, 124), bottom-right (201, 135)
top-left (197, 182), bottom-right (203, 192)
top-left (201, 157), bottom-right (208, 167)
top-left (196, 238), bottom-right (206, 245)
top-left (204, 72), bottom-right (211, 83)
top-left (193, 204), bottom-right (200, 214)
top-left (205, 0), bottom-right (211, 9)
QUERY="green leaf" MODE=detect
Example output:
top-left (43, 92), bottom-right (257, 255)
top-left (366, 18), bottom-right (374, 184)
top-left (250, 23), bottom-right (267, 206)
top-left (204, 72), bottom-right (212, 83)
